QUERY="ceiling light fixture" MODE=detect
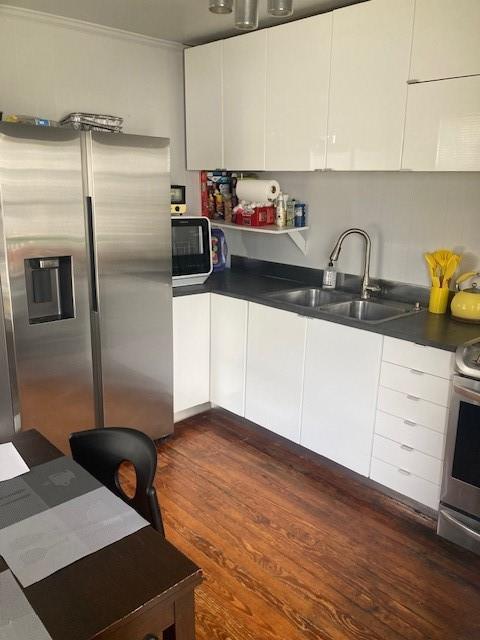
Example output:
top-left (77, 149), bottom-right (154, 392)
top-left (235, 0), bottom-right (259, 30)
top-left (267, 0), bottom-right (293, 16)
top-left (209, 0), bottom-right (233, 14)
top-left (209, 1), bottom-right (294, 31)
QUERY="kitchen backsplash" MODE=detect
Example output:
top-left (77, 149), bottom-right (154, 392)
top-left (217, 171), bottom-right (480, 288)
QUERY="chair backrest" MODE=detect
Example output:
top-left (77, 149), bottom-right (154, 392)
top-left (69, 427), bottom-right (164, 535)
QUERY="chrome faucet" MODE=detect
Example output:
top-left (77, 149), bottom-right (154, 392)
top-left (329, 228), bottom-right (381, 300)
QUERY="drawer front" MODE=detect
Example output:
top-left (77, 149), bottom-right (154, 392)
top-left (382, 337), bottom-right (453, 379)
top-left (99, 600), bottom-right (174, 640)
top-left (377, 386), bottom-right (448, 433)
top-left (380, 361), bottom-right (451, 406)
top-left (373, 434), bottom-right (443, 484)
top-left (370, 457), bottom-right (440, 510)
top-left (375, 410), bottom-right (445, 460)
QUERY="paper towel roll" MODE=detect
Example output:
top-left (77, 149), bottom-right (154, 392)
top-left (236, 179), bottom-right (280, 203)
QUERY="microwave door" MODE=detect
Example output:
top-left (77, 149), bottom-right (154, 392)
top-left (172, 217), bottom-right (212, 286)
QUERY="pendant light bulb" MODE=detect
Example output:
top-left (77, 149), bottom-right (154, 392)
top-left (209, 0), bottom-right (233, 14)
top-left (235, 0), bottom-right (259, 30)
top-left (267, 0), bottom-right (293, 17)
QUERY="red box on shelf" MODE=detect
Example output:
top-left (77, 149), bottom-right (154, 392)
top-left (235, 205), bottom-right (276, 227)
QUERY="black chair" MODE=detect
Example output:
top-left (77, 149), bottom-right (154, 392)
top-left (69, 427), bottom-right (164, 536)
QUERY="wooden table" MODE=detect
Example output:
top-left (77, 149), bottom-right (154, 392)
top-left (0, 429), bottom-right (202, 640)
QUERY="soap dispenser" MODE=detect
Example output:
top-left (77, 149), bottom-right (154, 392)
top-left (322, 261), bottom-right (337, 289)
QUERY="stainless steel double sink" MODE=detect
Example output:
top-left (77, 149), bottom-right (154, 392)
top-left (265, 287), bottom-right (422, 324)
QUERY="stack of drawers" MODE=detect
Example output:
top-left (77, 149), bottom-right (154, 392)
top-left (370, 337), bottom-right (454, 510)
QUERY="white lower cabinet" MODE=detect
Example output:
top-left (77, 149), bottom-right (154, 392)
top-left (301, 319), bottom-right (383, 477)
top-left (245, 303), bottom-right (306, 443)
top-left (173, 293), bottom-right (210, 416)
top-left (173, 294), bottom-right (455, 511)
top-left (370, 458), bottom-right (440, 510)
top-left (210, 294), bottom-right (248, 416)
top-left (370, 336), bottom-right (452, 509)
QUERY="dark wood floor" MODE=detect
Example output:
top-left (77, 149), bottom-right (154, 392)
top-left (149, 409), bottom-right (480, 639)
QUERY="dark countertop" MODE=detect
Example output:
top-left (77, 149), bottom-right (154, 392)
top-left (173, 264), bottom-right (480, 353)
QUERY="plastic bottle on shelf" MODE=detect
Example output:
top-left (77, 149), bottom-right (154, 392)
top-left (275, 192), bottom-right (286, 228)
top-left (286, 197), bottom-right (296, 227)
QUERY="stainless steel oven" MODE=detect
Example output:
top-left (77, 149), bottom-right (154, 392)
top-left (438, 340), bottom-right (480, 554)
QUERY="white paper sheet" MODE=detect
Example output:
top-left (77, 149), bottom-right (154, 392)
top-left (0, 487), bottom-right (148, 587)
top-left (0, 443), bottom-right (29, 481)
top-left (0, 569), bottom-right (52, 639)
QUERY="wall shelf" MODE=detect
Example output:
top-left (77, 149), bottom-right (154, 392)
top-left (211, 221), bottom-right (309, 255)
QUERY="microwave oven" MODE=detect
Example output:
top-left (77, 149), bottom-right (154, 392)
top-left (171, 216), bottom-right (212, 287)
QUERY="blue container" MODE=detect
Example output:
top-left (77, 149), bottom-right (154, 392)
top-left (211, 228), bottom-right (228, 272)
top-left (294, 203), bottom-right (306, 227)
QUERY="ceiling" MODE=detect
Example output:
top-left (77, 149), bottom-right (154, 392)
top-left (2, 0), bottom-right (366, 45)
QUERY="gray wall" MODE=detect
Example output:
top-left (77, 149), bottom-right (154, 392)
top-left (220, 171), bottom-right (480, 287)
top-left (0, 5), bottom-right (198, 209)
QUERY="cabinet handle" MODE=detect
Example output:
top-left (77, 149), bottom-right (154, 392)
top-left (143, 635), bottom-right (159, 640)
top-left (398, 468), bottom-right (411, 476)
top-left (410, 368), bottom-right (424, 376)
top-left (401, 444), bottom-right (414, 452)
top-left (406, 394), bottom-right (420, 402)
top-left (403, 419), bottom-right (417, 427)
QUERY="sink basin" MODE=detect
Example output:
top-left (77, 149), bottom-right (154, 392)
top-left (266, 287), bottom-right (353, 308)
top-left (320, 299), bottom-right (420, 324)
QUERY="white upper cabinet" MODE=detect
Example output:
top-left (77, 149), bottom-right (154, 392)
top-left (402, 76), bottom-right (480, 171)
top-left (184, 41), bottom-right (223, 170)
top-left (300, 319), bottom-right (383, 477)
top-left (265, 14), bottom-right (332, 171)
top-left (326, 0), bottom-right (414, 170)
top-left (410, 0), bottom-right (480, 82)
top-left (223, 31), bottom-right (267, 171)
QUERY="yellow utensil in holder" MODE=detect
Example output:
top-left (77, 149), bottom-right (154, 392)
top-left (428, 287), bottom-right (449, 314)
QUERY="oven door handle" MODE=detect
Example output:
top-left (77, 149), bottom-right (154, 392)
top-left (440, 510), bottom-right (480, 542)
top-left (453, 381), bottom-right (480, 404)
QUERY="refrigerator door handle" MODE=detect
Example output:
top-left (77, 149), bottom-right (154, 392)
top-left (85, 195), bottom-right (104, 427)
top-left (85, 196), bottom-right (99, 313)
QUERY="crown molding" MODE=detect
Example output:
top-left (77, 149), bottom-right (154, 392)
top-left (0, 4), bottom-right (186, 50)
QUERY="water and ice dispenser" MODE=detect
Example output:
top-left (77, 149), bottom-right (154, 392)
top-left (24, 257), bottom-right (74, 324)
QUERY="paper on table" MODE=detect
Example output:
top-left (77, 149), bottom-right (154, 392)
top-left (0, 569), bottom-right (52, 639)
top-left (0, 457), bottom-right (102, 531)
top-left (0, 487), bottom-right (148, 587)
top-left (0, 443), bottom-right (29, 481)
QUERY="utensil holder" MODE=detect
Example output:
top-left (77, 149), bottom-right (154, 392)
top-left (428, 287), bottom-right (449, 314)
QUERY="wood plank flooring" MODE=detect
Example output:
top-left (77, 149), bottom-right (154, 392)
top-left (134, 409), bottom-right (480, 640)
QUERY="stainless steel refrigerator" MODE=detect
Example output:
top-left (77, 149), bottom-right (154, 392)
top-left (0, 123), bottom-right (173, 451)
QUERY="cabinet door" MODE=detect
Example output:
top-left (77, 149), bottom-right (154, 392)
top-left (184, 42), bottom-right (223, 170)
top-left (223, 31), bottom-right (267, 170)
top-left (326, 0), bottom-right (414, 170)
top-left (173, 294), bottom-right (210, 415)
top-left (301, 319), bottom-right (383, 476)
top-left (410, 0), bottom-right (480, 82)
top-left (265, 14), bottom-right (332, 170)
top-left (245, 303), bottom-right (306, 442)
top-left (402, 76), bottom-right (480, 171)
top-left (210, 294), bottom-right (248, 416)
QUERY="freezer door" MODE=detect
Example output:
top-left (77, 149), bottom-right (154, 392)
top-left (88, 132), bottom-right (173, 439)
top-left (0, 124), bottom-right (95, 452)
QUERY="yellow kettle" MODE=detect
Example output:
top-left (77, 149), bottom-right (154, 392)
top-left (451, 272), bottom-right (480, 322)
